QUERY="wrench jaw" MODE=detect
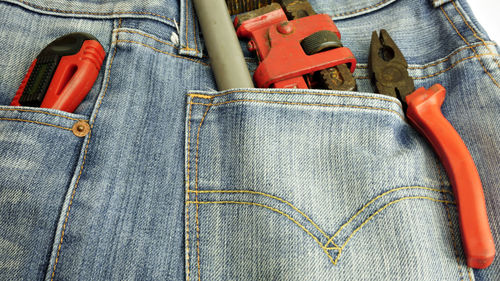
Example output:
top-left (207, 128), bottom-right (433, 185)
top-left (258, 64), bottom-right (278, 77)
top-left (234, 1), bottom-right (357, 90)
top-left (368, 29), bottom-right (414, 110)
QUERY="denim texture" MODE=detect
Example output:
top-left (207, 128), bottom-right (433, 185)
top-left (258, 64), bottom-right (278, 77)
top-left (0, 0), bottom-right (499, 280)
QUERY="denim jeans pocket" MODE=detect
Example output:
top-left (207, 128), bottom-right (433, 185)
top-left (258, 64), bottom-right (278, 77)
top-left (185, 88), bottom-right (466, 280)
top-left (0, 105), bottom-right (89, 277)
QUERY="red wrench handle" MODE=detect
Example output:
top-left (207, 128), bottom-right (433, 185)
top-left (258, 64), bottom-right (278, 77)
top-left (405, 84), bottom-right (495, 269)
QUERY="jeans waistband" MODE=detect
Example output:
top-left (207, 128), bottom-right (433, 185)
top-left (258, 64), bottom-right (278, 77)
top-left (1, 0), bottom-right (203, 57)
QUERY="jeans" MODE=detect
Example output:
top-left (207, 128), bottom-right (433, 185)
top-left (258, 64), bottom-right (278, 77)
top-left (0, 0), bottom-right (499, 280)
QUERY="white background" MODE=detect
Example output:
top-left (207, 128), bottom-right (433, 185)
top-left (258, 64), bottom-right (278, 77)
top-left (467, 0), bottom-right (500, 44)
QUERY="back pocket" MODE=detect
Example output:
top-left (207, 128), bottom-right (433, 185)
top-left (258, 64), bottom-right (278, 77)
top-left (185, 88), bottom-right (465, 280)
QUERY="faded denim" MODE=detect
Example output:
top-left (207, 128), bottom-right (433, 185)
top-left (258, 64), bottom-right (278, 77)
top-left (0, 0), bottom-right (499, 280)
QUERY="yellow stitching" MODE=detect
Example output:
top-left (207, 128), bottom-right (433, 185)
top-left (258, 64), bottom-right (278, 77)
top-left (190, 197), bottom-right (453, 266)
top-left (17, 0), bottom-right (175, 24)
top-left (183, 47), bottom-right (200, 52)
top-left (189, 94), bottom-right (214, 99)
top-left (323, 186), bottom-right (452, 248)
top-left (195, 105), bottom-right (211, 281)
top-left (190, 189), bottom-right (450, 259)
top-left (117, 29), bottom-right (178, 49)
top-left (186, 103), bottom-right (194, 191)
top-left (189, 189), bottom-right (333, 244)
top-left (191, 0), bottom-right (199, 53)
top-left (50, 20), bottom-right (121, 281)
top-left (113, 40), bottom-right (209, 66)
top-left (0, 108), bottom-right (88, 121)
top-left (188, 89), bottom-right (397, 104)
top-left (441, 7), bottom-right (471, 48)
top-left (446, 201), bottom-right (464, 280)
top-left (331, 0), bottom-right (391, 18)
top-left (189, 100), bottom-right (405, 120)
top-left (451, 0), bottom-right (500, 70)
top-left (356, 42), bottom-right (498, 70)
top-left (0, 118), bottom-right (72, 131)
top-left (185, 0), bottom-right (190, 50)
top-left (333, 196), bottom-right (455, 263)
top-left (447, 206), bottom-right (464, 278)
top-left (187, 200), bottom-right (336, 264)
top-left (414, 54), bottom-right (496, 80)
top-left (359, 54), bottom-right (496, 80)
top-left (414, 45), bottom-right (499, 69)
top-left (467, 268), bottom-right (473, 281)
top-left (441, 6), bottom-right (500, 88)
top-left (186, 203), bottom-right (191, 281)
top-left (21, 1), bottom-right (173, 23)
top-left (186, 101), bottom-right (193, 281)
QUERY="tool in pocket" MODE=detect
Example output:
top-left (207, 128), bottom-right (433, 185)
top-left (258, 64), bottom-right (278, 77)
top-left (11, 32), bottom-right (105, 113)
top-left (234, 0), bottom-right (357, 90)
top-left (369, 29), bottom-right (495, 269)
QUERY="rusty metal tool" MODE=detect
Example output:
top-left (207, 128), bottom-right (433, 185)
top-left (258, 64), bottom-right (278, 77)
top-left (234, 0), bottom-right (357, 90)
top-left (369, 29), bottom-right (495, 269)
top-left (281, 0), bottom-right (356, 91)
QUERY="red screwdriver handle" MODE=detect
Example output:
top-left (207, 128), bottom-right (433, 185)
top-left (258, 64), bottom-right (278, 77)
top-left (405, 84), bottom-right (495, 269)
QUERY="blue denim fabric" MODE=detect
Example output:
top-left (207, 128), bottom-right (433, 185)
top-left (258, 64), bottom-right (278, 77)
top-left (0, 0), bottom-right (499, 280)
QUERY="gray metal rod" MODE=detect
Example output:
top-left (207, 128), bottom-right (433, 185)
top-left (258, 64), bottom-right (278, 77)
top-left (193, 0), bottom-right (254, 90)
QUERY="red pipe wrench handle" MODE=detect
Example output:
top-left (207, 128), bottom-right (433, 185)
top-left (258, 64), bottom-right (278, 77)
top-left (405, 84), bottom-right (495, 269)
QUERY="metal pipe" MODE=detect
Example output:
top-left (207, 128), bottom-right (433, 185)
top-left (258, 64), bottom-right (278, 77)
top-left (193, 0), bottom-right (254, 90)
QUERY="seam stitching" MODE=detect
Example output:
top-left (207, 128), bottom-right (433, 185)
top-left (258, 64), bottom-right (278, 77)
top-left (333, 196), bottom-right (455, 263)
top-left (182, 0), bottom-right (201, 53)
top-left (467, 268), bottom-right (474, 281)
top-left (190, 186), bottom-right (449, 265)
top-left (355, 53), bottom-right (497, 81)
top-left (184, 0), bottom-right (189, 50)
top-left (451, 0), bottom-right (500, 70)
top-left (331, 0), bottom-right (392, 18)
top-left (190, 0), bottom-right (199, 53)
top-left (49, 19), bottom-right (121, 281)
top-left (413, 53), bottom-right (496, 80)
top-left (188, 100), bottom-right (405, 120)
top-left (0, 117), bottom-right (72, 131)
top-left (323, 186), bottom-right (451, 248)
top-left (186, 101), bottom-right (193, 281)
top-left (113, 40), bottom-right (208, 66)
top-left (194, 105), bottom-right (211, 281)
top-left (189, 189), bottom-right (333, 243)
top-left (191, 196), bottom-right (454, 265)
top-left (355, 42), bottom-right (498, 70)
top-left (187, 200), bottom-right (337, 264)
top-left (188, 89), bottom-right (398, 104)
top-left (16, 0), bottom-right (175, 23)
top-left (117, 29), bottom-right (178, 49)
top-left (441, 5), bottom-right (500, 88)
top-left (0, 108), bottom-right (87, 121)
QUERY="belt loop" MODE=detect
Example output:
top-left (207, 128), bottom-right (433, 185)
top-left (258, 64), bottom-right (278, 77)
top-left (430, 0), bottom-right (452, 8)
top-left (179, 0), bottom-right (204, 58)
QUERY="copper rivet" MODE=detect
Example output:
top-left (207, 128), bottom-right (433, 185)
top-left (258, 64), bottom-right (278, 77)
top-left (72, 121), bottom-right (90, 137)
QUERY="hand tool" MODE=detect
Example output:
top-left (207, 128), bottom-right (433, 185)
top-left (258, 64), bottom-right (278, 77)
top-left (11, 32), bottom-right (105, 113)
top-left (193, 0), bottom-right (254, 90)
top-left (369, 29), bottom-right (495, 269)
top-left (225, 0), bottom-right (273, 15)
top-left (234, 0), bottom-right (356, 90)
